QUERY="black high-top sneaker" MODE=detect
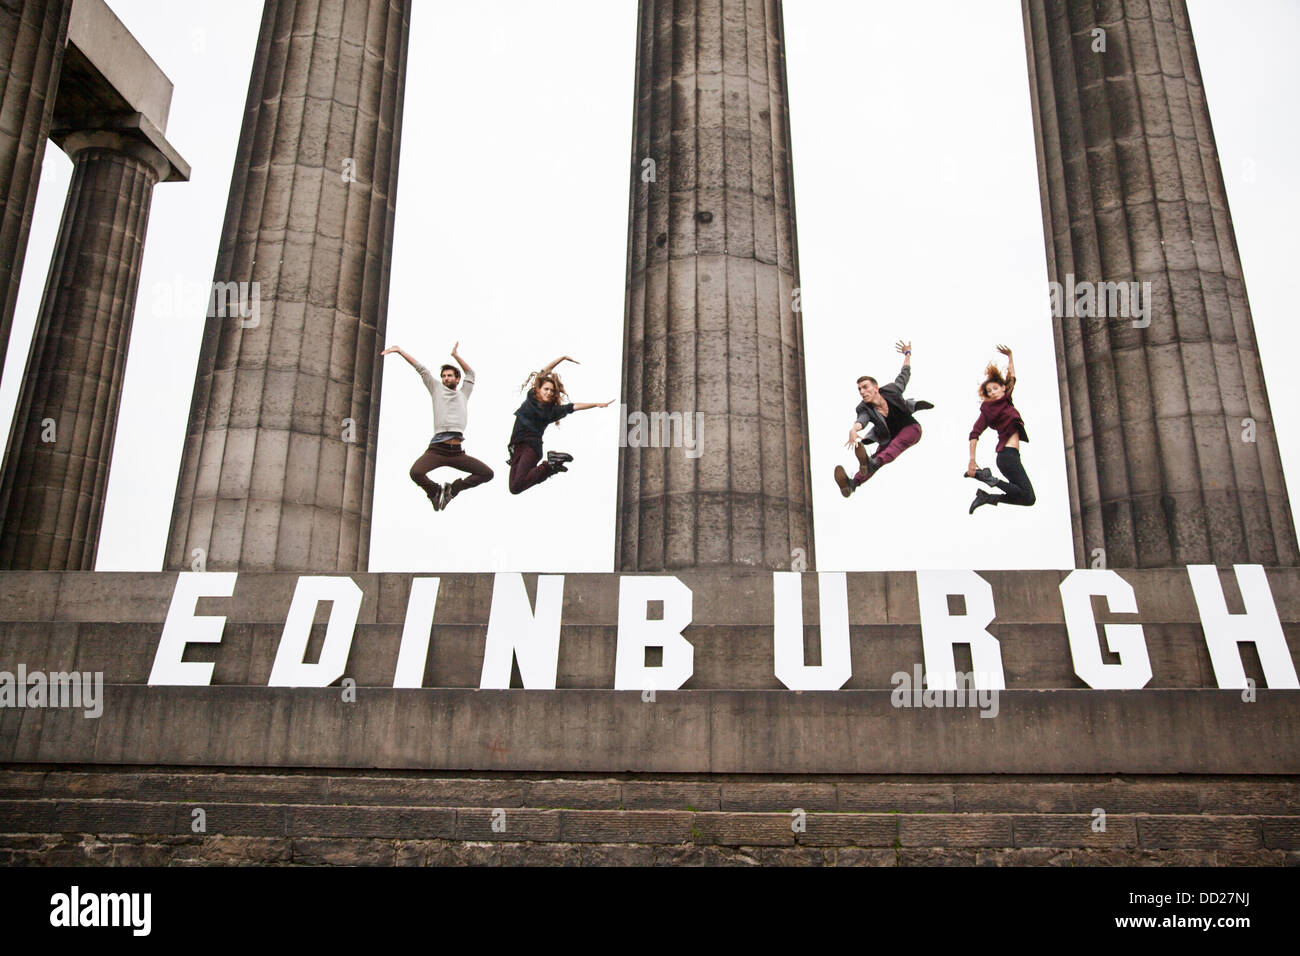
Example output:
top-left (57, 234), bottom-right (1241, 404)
top-left (439, 483), bottom-right (457, 510)
top-left (427, 483), bottom-right (444, 512)
top-left (546, 451), bottom-right (574, 473)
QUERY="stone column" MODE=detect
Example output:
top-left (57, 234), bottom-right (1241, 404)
top-left (0, 0), bottom-right (72, 375)
top-left (165, 0), bottom-right (411, 571)
top-left (0, 133), bottom-right (172, 569)
top-left (616, 0), bottom-right (815, 571)
top-left (1022, 0), bottom-right (1297, 568)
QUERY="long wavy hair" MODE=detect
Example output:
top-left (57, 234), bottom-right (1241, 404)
top-left (978, 362), bottom-right (1008, 400)
top-left (521, 371), bottom-right (569, 418)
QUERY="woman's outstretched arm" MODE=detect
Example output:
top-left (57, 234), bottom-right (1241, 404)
top-left (541, 355), bottom-right (579, 376)
top-left (998, 344), bottom-right (1015, 391)
top-left (572, 400), bottom-right (614, 412)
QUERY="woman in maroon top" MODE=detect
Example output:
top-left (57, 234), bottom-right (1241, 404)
top-left (965, 345), bottom-right (1035, 514)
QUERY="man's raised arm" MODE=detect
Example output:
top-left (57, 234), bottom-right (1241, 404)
top-left (893, 340), bottom-right (913, 390)
top-left (383, 345), bottom-right (430, 372)
top-left (382, 346), bottom-right (437, 391)
top-left (451, 341), bottom-right (474, 380)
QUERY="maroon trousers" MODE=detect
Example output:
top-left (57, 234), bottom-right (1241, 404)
top-left (854, 423), bottom-right (922, 485)
top-left (409, 441), bottom-right (494, 497)
top-left (507, 443), bottom-right (554, 495)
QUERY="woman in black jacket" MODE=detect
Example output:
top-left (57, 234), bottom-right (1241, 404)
top-left (507, 356), bottom-right (612, 495)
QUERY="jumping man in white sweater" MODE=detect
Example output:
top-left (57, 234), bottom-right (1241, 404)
top-left (381, 341), bottom-right (494, 511)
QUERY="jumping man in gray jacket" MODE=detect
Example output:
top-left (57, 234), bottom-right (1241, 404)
top-left (382, 341), bottom-right (494, 511)
top-left (834, 340), bottom-right (934, 497)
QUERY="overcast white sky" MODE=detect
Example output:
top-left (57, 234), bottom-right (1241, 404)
top-left (2, 0), bottom-right (1296, 573)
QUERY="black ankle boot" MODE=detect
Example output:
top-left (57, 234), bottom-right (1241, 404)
top-left (969, 489), bottom-right (998, 514)
top-left (963, 467), bottom-right (999, 488)
top-left (547, 450), bottom-right (573, 472)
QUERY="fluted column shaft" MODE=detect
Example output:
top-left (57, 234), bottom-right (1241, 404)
top-left (0, 137), bottom-right (165, 568)
top-left (1022, 0), bottom-right (1297, 567)
top-left (165, 0), bottom-right (411, 571)
top-left (0, 0), bottom-right (72, 376)
top-left (617, 0), bottom-right (815, 571)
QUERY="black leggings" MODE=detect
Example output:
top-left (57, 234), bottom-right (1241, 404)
top-left (993, 447), bottom-right (1035, 506)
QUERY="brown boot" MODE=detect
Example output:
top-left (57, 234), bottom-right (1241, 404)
top-left (834, 466), bottom-right (854, 498)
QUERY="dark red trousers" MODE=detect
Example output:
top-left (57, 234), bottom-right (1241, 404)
top-left (507, 443), bottom-right (553, 495)
top-left (854, 423), bottom-right (922, 485)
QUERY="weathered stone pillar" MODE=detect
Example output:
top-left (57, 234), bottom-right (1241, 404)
top-left (0, 133), bottom-right (173, 568)
top-left (616, 0), bottom-right (815, 571)
top-left (1022, 0), bottom-right (1297, 568)
top-left (165, 0), bottom-right (411, 571)
top-left (0, 0), bottom-right (72, 375)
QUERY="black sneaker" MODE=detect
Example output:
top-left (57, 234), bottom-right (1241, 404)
top-left (427, 483), bottom-right (444, 512)
top-left (547, 451), bottom-right (574, 473)
top-left (440, 484), bottom-right (456, 510)
top-left (969, 489), bottom-right (998, 514)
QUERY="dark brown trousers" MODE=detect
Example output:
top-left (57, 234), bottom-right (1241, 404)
top-left (409, 441), bottom-right (494, 497)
